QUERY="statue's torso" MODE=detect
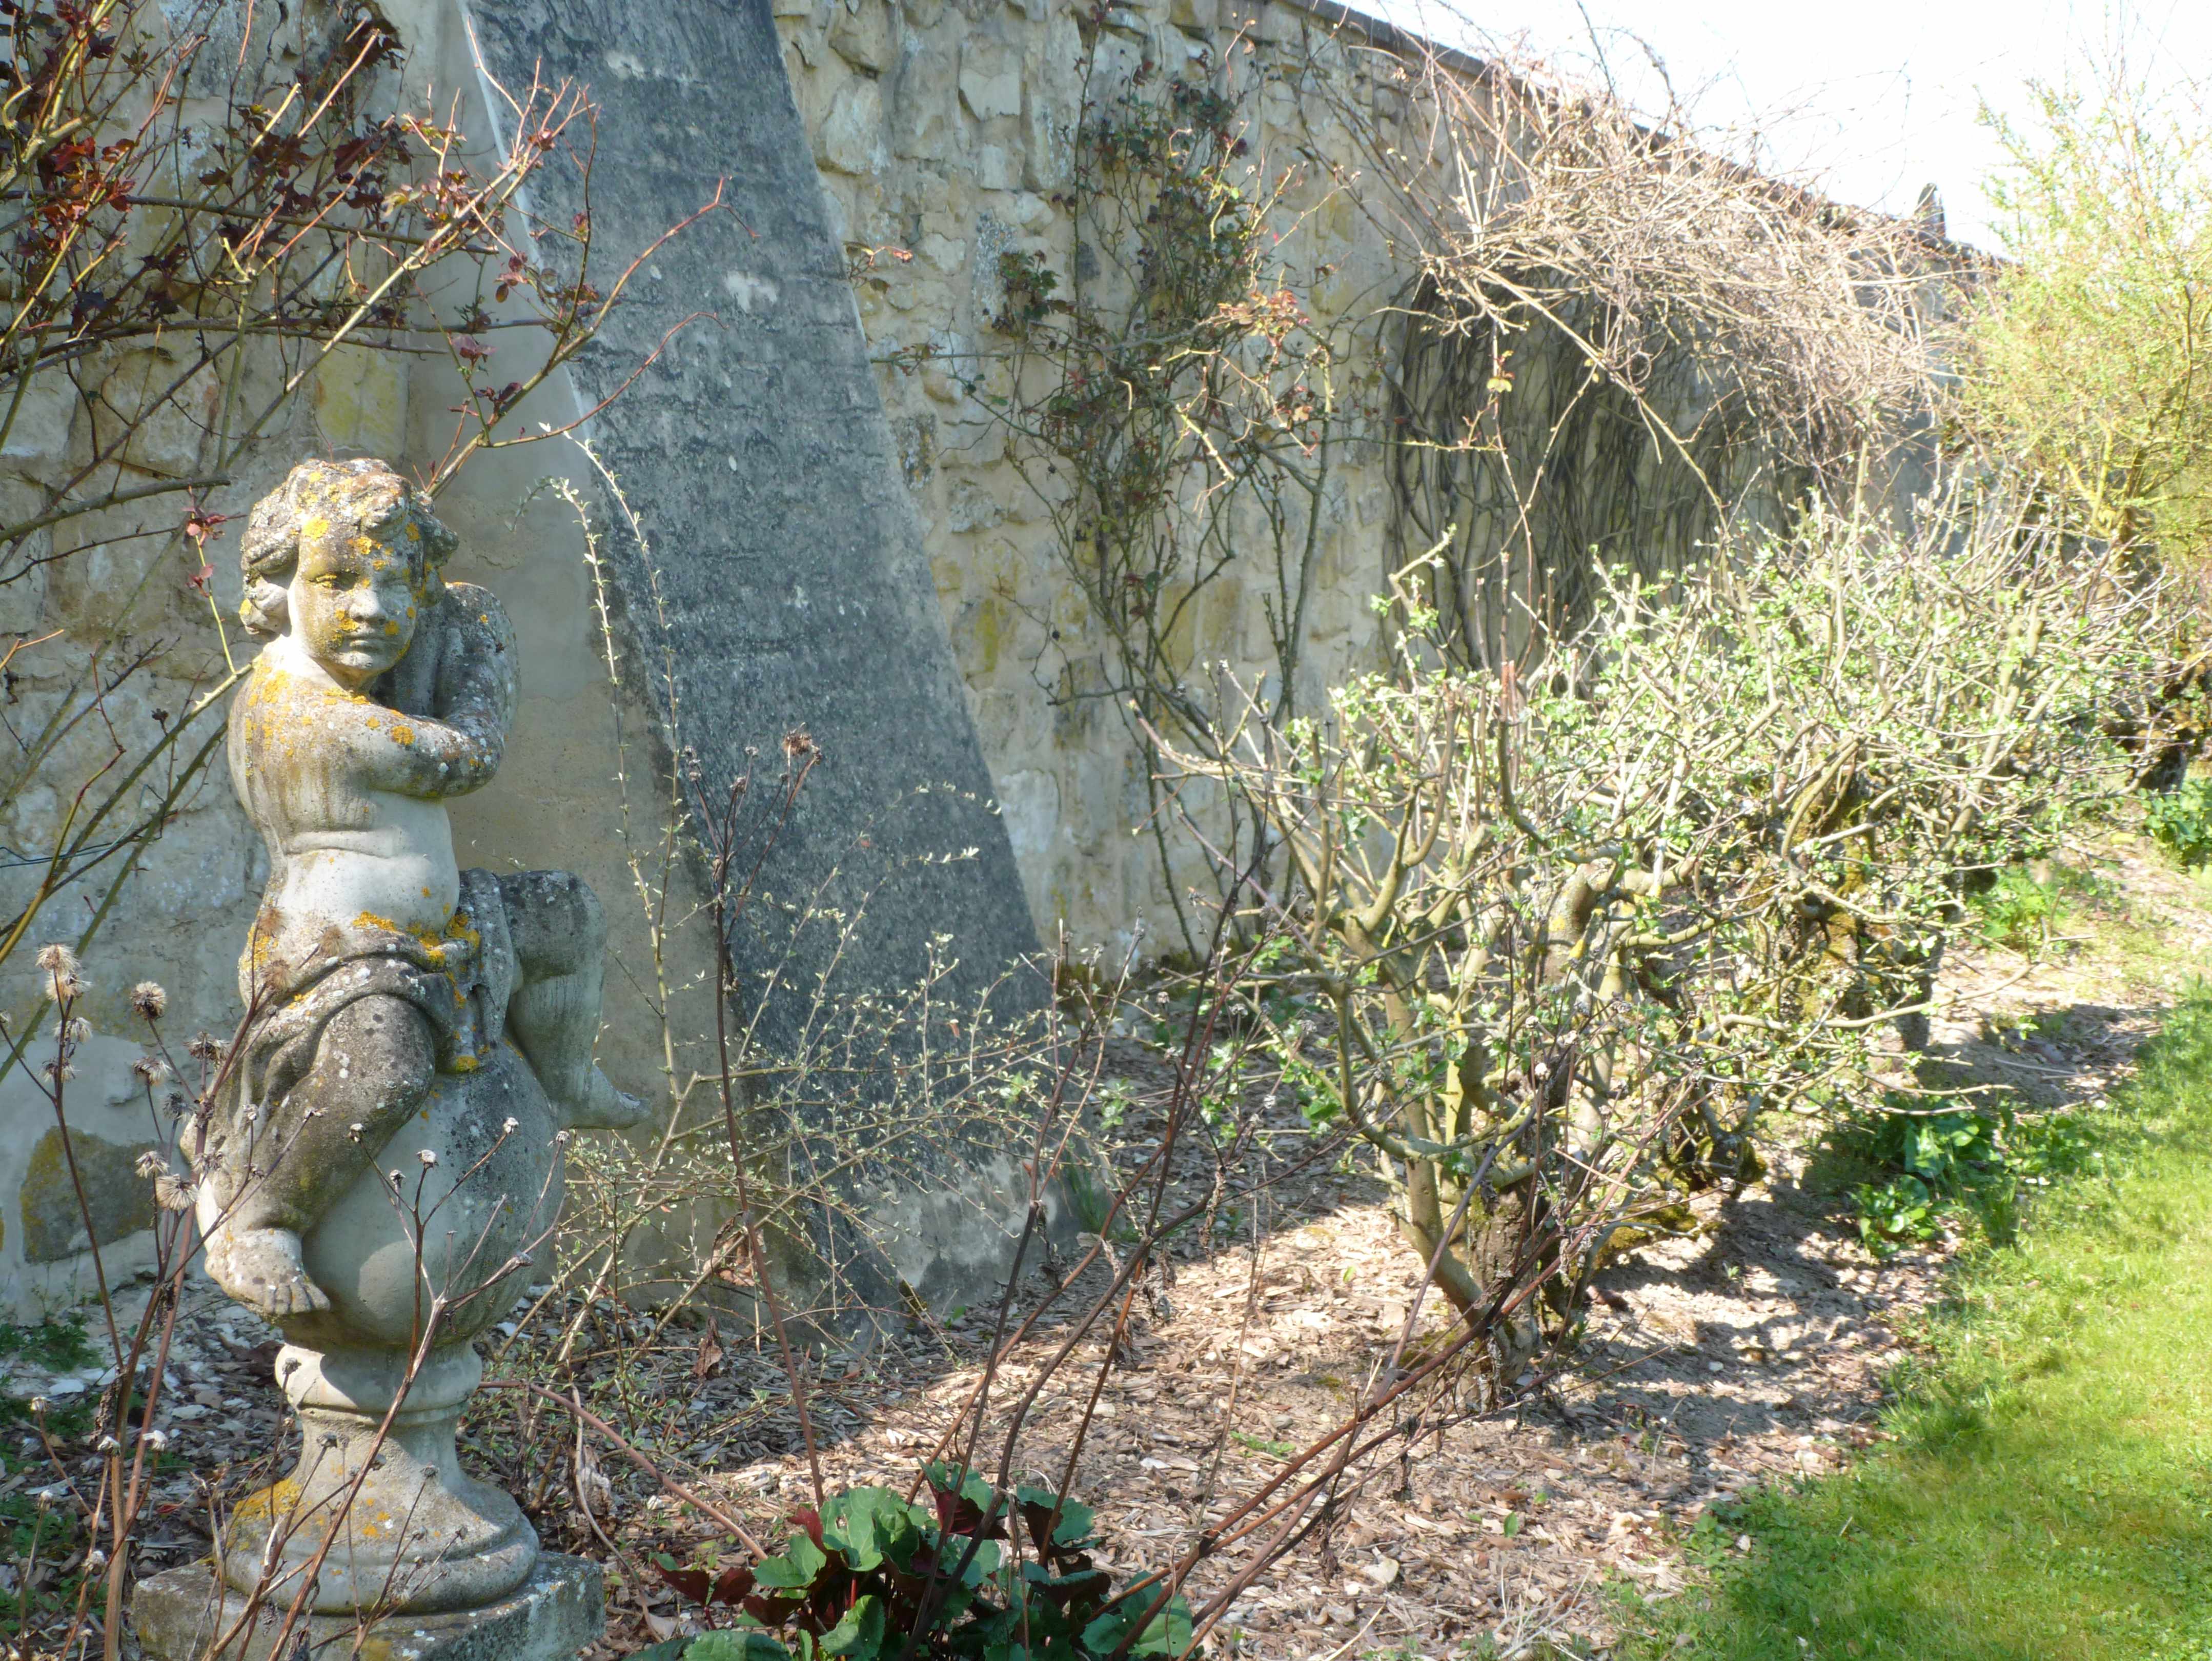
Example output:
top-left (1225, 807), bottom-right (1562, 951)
top-left (229, 651), bottom-right (461, 952)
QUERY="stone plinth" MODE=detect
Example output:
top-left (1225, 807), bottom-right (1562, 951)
top-left (131, 1553), bottom-right (603, 1661)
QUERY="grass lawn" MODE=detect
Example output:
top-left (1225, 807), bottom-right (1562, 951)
top-left (1623, 990), bottom-right (2212, 1661)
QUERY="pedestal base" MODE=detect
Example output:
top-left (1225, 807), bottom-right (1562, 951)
top-left (131, 1552), bottom-right (604, 1661)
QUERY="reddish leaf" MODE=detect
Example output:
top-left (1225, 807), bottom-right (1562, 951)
top-left (653, 1559), bottom-right (713, 1605)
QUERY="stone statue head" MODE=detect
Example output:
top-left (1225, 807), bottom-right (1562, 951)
top-left (238, 458), bottom-right (458, 690)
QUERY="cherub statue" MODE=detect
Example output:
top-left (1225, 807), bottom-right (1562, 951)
top-left (198, 457), bottom-right (645, 1321)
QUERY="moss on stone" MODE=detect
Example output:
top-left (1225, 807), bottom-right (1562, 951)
top-left (18, 1126), bottom-right (159, 1264)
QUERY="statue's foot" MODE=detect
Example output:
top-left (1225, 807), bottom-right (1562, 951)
top-left (556, 1066), bottom-right (651, 1131)
top-left (206, 1227), bottom-right (332, 1320)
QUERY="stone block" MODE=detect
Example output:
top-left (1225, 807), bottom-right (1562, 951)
top-left (1250, 0), bottom-right (1298, 43)
top-left (1023, 17), bottom-right (1083, 189)
top-left (946, 480), bottom-right (1006, 534)
top-left (0, 482), bottom-right (50, 635)
top-left (917, 232), bottom-right (965, 271)
top-left (970, 210), bottom-right (1017, 325)
top-left (972, 592), bottom-right (1013, 672)
top-left (312, 342), bottom-right (408, 457)
top-left (890, 36), bottom-right (957, 158)
top-left (894, 412), bottom-right (938, 488)
top-left (0, 368), bottom-right (76, 481)
top-left (828, 0), bottom-right (896, 72)
top-left (996, 767), bottom-right (1061, 866)
top-left (131, 1553), bottom-right (603, 1661)
top-left (921, 328), bottom-right (972, 403)
top-left (959, 36), bottom-right (1022, 120)
top-left (44, 500), bottom-right (188, 638)
top-left (92, 350), bottom-right (217, 478)
top-left (976, 144), bottom-right (1019, 191)
top-left (940, 411), bottom-right (1008, 467)
top-left (819, 76), bottom-right (886, 174)
top-left (15, 1123), bottom-right (160, 1265)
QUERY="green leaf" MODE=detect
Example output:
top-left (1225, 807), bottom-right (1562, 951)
top-left (1080, 1592), bottom-right (1193, 1658)
top-left (925, 1460), bottom-right (998, 1510)
top-left (817, 1593), bottom-right (886, 1659)
top-left (822, 1487), bottom-right (927, 1572)
top-left (752, 1530), bottom-right (829, 1590)
top-left (686, 1633), bottom-right (794, 1661)
top-left (941, 1535), bottom-right (1002, 1585)
top-left (627, 1643), bottom-right (692, 1661)
top-left (1019, 1559), bottom-right (1112, 1610)
top-left (1016, 1483), bottom-right (1098, 1549)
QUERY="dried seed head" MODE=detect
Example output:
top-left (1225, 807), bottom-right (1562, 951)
top-left (53, 1015), bottom-right (90, 1044)
top-left (130, 981), bottom-right (168, 1020)
top-left (132, 1056), bottom-right (171, 1086)
top-left (417, 1148), bottom-right (438, 1167)
top-left (34, 944), bottom-right (79, 977)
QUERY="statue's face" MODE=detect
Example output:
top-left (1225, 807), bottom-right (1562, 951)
top-left (286, 513), bottom-right (425, 689)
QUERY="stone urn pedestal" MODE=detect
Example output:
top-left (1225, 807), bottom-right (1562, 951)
top-left (133, 1047), bottom-right (606, 1661)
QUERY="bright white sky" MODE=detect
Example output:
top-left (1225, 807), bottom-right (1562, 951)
top-left (1358, 0), bottom-right (2211, 250)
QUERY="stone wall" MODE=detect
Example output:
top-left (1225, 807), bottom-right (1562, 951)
top-left (770, 0), bottom-right (1415, 959)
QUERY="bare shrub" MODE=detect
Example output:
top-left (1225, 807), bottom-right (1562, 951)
top-left (1154, 482), bottom-right (2153, 1331)
top-left (1320, 30), bottom-right (1962, 662)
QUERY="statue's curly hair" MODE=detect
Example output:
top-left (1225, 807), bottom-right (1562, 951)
top-left (237, 458), bottom-right (458, 638)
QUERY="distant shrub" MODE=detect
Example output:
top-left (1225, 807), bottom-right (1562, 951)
top-left (2147, 774), bottom-right (2212, 867)
top-left (1852, 1105), bottom-right (2011, 1253)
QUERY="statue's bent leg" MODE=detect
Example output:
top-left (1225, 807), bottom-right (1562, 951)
top-left (498, 870), bottom-right (647, 1129)
top-left (206, 994), bottom-right (436, 1320)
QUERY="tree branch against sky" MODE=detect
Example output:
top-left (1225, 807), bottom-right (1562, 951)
top-left (1361, 0), bottom-right (2210, 250)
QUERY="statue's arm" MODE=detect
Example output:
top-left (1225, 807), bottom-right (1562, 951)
top-left (345, 703), bottom-right (502, 798)
top-left (367, 584), bottom-right (517, 798)
top-left (424, 583), bottom-right (518, 749)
